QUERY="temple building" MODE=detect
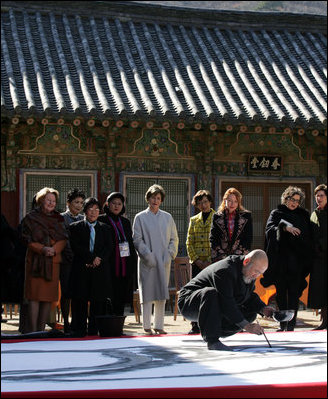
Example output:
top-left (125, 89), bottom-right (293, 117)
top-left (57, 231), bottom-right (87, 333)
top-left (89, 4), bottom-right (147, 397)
top-left (1, 1), bottom-right (326, 255)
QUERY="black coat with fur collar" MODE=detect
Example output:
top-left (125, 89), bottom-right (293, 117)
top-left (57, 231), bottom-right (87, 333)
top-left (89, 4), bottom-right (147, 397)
top-left (261, 205), bottom-right (312, 291)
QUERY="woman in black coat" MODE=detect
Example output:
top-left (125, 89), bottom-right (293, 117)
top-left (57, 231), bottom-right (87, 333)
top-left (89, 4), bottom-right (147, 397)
top-left (261, 186), bottom-right (312, 331)
top-left (98, 192), bottom-right (137, 316)
top-left (210, 187), bottom-right (253, 263)
top-left (69, 197), bottom-right (114, 336)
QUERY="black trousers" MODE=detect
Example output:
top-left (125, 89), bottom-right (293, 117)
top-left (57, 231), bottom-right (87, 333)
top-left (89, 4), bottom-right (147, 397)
top-left (71, 299), bottom-right (107, 336)
top-left (178, 287), bottom-right (257, 342)
top-left (275, 252), bottom-right (305, 329)
top-left (110, 276), bottom-right (132, 316)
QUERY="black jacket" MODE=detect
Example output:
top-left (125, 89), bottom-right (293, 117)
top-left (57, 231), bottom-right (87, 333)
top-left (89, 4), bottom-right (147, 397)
top-left (261, 205), bottom-right (312, 289)
top-left (308, 207), bottom-right (327, 308)
top-left (68, 220), bottom-right (114, 300)
top-left (180, 255), bottom-right (265, 326)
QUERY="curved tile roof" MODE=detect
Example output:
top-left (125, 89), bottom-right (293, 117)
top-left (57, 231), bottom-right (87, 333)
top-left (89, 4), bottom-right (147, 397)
top-left (1, 1), bottom-right (327, 128)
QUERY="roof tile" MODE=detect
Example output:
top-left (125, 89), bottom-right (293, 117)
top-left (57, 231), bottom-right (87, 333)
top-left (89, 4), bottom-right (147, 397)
top-left (1, 1), bottom-right (326, 128)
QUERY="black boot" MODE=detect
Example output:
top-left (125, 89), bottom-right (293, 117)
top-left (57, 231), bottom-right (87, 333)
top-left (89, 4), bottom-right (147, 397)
top-left (188, 321), bottom-right (200, 334)
top-left (287, 311), bottom-right (298, 331)
top-left (277, 321), bottom-right (287, 331)
top-left (314, 307), bottom-right (327, 330)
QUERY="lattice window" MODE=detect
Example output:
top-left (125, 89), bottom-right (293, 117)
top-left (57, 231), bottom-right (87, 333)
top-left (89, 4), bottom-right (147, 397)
top-left (124, 175), bottom-right (191, 288)
top-left (20, 170), bottom-right (97, 220)
top-left (124, 175), bottom-right (191, 257)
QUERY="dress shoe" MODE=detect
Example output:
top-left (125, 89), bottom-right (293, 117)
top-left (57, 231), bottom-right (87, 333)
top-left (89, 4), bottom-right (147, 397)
top-left (154, 328), bottom-right (167, 334)
top-left (87, 328), bottom-right (98, 336)
top-left (314, 308), bottom-right (327, 330)
top-left (207, 340), bottom-right (232, 351)
top-left (144, 328), bottom-right (153, 335)
top-left (71, 330), bottom-right (87, 338)
top-left (277, 321), bottom-right (287, 331)
top-left (188, 329), bottom-right (199, 334)
top-left (188, 325), bottom-right (200, 334)
top-left (313, 323), bottom-right (327, 330)
top-left (64, 323), bottom-right (72, 334)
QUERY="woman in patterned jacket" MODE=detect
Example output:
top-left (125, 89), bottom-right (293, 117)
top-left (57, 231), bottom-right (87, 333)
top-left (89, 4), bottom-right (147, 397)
top-left (210, 187), bottom-right (253, 263)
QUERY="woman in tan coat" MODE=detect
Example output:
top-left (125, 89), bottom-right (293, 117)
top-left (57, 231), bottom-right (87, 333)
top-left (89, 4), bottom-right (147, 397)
top-left (22, 187), bottom-right (68, 332)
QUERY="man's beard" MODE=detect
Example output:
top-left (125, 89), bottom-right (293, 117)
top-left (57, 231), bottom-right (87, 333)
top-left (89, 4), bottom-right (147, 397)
top-left (242, 264), bottom-right (256, 284)
top-left (242, 275), bottom-right (255, 284)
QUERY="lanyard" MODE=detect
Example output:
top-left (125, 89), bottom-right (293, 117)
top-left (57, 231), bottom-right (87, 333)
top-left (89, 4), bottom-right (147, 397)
top-left (109, 217), bottom-right (126, 242)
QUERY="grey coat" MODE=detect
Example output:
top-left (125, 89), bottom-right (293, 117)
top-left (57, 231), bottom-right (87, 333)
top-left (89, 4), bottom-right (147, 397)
top-left (133, 208), bottom-right (179, 303)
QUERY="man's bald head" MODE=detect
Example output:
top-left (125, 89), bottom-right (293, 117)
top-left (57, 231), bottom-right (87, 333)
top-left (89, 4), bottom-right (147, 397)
top-left (242, 249), bottom-right (268, 284)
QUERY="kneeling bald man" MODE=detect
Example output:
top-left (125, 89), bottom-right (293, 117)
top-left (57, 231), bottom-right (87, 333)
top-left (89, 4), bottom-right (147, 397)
top-left (178, 249), bottom-right (273, 350)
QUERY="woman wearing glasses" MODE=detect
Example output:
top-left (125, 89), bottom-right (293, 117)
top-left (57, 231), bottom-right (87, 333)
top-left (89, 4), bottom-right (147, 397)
top-left (261, 186), bottom-right (312, 331)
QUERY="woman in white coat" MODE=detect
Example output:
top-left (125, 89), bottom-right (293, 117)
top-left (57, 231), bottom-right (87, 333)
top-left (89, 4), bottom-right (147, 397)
top-left (133, 184), bottom-right (179, 335)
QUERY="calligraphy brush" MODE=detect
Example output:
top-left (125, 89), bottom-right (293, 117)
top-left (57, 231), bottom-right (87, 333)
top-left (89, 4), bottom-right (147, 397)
top-left (257, 320), bottom-right (272, 348)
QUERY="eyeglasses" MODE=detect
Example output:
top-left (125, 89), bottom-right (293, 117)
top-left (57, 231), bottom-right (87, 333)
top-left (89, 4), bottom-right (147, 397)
top-left (288, 197), bottom-right (301, 203)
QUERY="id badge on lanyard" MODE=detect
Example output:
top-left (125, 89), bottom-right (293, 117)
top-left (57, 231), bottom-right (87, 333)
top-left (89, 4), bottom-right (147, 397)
top-left (119, 241), bottom-right (130, 257)
top-left (110, 217), bottom-right (130, 257)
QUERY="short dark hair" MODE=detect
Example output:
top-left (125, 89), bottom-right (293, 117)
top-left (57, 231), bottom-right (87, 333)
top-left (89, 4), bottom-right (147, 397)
top-left (145, 184), bottom-right (165, 202)
top-left (104, 192), bottom-right (126, 215)
top-left (83, 197), bottom-right (101, 213)
top-left (192, 190), bottom-right (213, 207)
top-left (67, 188), bottom-right (86, 203)
top-left (314, 184), bottom-right (327, 196)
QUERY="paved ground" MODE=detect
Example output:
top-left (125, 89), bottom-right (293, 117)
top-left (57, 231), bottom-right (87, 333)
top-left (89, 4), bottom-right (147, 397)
top-left (1, 306), bottom-right (323, 337)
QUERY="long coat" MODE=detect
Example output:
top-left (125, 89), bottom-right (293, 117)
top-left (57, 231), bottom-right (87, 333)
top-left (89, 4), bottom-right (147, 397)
top-left (132, 208), bottom-right (179, 303)
top-left (261, 205), bottom-right (312, 294)
top-left (68, 220), bottom-right (114, 301)
top-left (307, 207), bottom-right (327, 308)
top-left (21, 208), bottom-right (67, 302)
top-left (210, 210), bottom-right (252, 262)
